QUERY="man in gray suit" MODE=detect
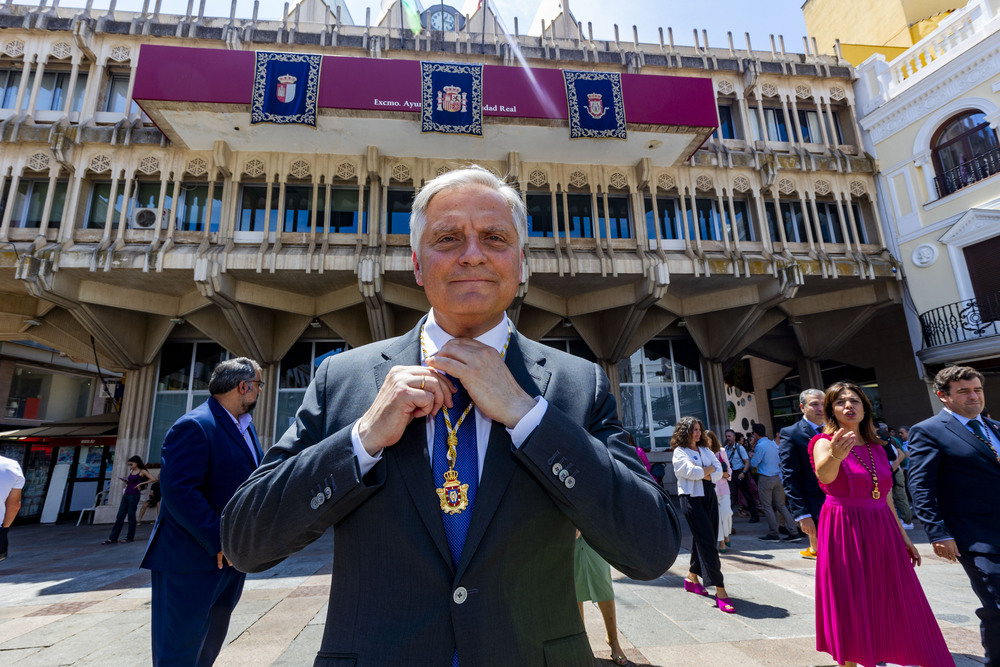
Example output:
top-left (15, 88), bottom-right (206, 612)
top-left (222, 166), bottom-right (679, 666)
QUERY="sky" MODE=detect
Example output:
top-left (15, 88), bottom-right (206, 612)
top-left (40, 0), bottom-right (812, 53)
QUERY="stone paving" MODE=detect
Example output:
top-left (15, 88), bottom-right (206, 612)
top-left (0, 515), bottom-right (988, 666)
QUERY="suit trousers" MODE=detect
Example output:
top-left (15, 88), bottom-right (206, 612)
top-left (959, 552), bottom-right (1000, 666)
top-left (757, 474), bottom-right (795, 535)
top-left (680, 492), bottom-right (724, 589)
top-left (151, 567), bottom-right (245, 667)
top-left (890, 468), bottom-right (913, 523)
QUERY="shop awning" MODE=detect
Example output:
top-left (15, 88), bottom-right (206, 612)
top-left (0, 414), bottom-right (119, 440)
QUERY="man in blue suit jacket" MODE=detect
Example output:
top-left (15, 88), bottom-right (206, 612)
top-left (908, 365), bottom-right (1000, 665)
top-left (779, 388), bottom-right (826, 559)
top-left (142, 357), bottom-right (263, 666)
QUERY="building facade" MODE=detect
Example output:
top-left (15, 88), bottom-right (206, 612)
top-left (0, 0), bottom-right (914, 519)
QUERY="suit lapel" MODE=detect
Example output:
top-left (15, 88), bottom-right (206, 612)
top-left (378, 322), bottom-right (454, 569)
top-left (941, 411), bottom-right (1000, 466)
top-left (455, 332), bottom-right (551, 579)
top-left (209, 397), bottom-right (259, 468)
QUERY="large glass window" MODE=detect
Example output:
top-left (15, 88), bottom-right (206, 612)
top-left (149, 342), bottom-right (228, 462)
top-left (526, 192), bottom-right (554, 237)
top-left (1, 68), bottom-right (21, 109)
top-left (764, 200), bottom-right (808, 243)
top-left (85, 181), bottom-right (126, 229)
top-left (617, 339), bottom-right (707, 450)
top-left (561, 193), bottom-right (592, 238)
top-left (238, 184), bottom-right (278, 232)
top-left (727, 199), bottom-right (754, 242)
top-left (386, 189), bottom-right (413, 235)
top-left (713, 104), bottom-right (736, 140)
top-left (797, 109), bottom-right (825, 144)
top-left (644, 196), bottom-right (680, 240)
top-left (7, 365), bottom-right (95, 421)
top-left (274, 340), bottom-right (347, 440)
top-left (763, 107), bottom-right (792, 142)
top-left (282, 185), bottom-right (315, 233)
top-left (328, 187), bottom-right (366, 234)
top-left (932, 110), bottom-right (1000, 197)
top-left (599, 195), bottom-right (631, 239)
top-left (176, 183), bottom-right (223, 232)
top-left (3, 179), bottom-right (68, 229)
top-left (35, 72), bottom-right (87, 113)
top-left (104, 73), bottom-right (136, 113)
top-left (685, 198), bottom-right (724, 241)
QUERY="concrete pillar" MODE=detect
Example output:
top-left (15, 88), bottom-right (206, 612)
top-left (94, 362), bottom-right (158, 524)
top-left (797, 357), bottom-right (823, 392)
top-left (703, 359), bottom-right (728, 436)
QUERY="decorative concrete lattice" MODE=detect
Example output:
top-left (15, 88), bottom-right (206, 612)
top-left (109, 45), bottom-right (131, 62)
top-left (733, 176), bottom-right (751, 193)
top-left (187, 157), bottom-right (208, 177)
top-left (4, 40), bottom-right (25, 57)
top-left (89, 154), bottom-right (112, 173)
top-left (718, 80), bottom-right (734, 95)
top-left (27, 152), bottom-right (49, 172)
top-left (850, 180), bottom-right (866, 197)
top-left (244, 158), bottom-right (265, 178)
top-left (290, 159), bottom-right (311, 179)
top-left (138, 155), bottom-right (159, 175)
top-left (777, 178), bottom-right (795, 195)
top-left (760, 82), bottom-right (778, 97)
top-left (829, 86), bottom-right (846, 101)
top-left (569, 170), bottom-right (588, 188)
top-left (391, 163), bottom-right (410, 182)
top-left (528, 169), bottom-right (547, 187)
top-left (657, 173), bottom-right (675, 191)
top-left (814, 180), bottom-right (832, 196)
top-left (337, 162), bottom-right (356, 180)
top-left (609, 172), bottom-right (628, 190)
top-left (695, 174), bottom-right (713, 192)
top-left (795, 85), bottom-right (811, 99)
top-left (51, 42), bottom-right (72, 60)
top-left (436, 165), bottom-right (449, 177)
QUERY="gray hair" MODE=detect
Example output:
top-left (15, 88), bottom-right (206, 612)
top-left (799, 388), bottom-right (824, 407)
top-left (409, 165), bottom-right (527, 252)
top-left (209, 357), bottom-right (262, 395)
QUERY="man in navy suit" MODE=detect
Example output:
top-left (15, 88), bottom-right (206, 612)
top-left (142, 357), bottom-right (263, 666)
top-left (779, 388), bottom-right (826, 559)
top-left (222, 166), bottom-right (679, 666)
top-left (908, 365), bottom-right (1000, 665)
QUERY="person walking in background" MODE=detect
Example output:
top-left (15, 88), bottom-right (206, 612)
top-left (142, 357), bottom-right (264, 667)
top-left (810, 381), bottom-right (952, 667)
top-left (779, 389), bottom-right (827, 560)
top-left (878, 427), bottom-right (914, 530)
top-left (909, 366), bottom-right (1000, 665)
top-left (0, 454), bottom-right (25, 561)
top-left (706, 430), bottom-right (732, 553)
top-left (673, 417), bottom-right (735, 614)
top-left (138, 475), bottom-right (161, 525)
top-left (725, 429), bottom-right (758, 523)
top-left (750, 424), bottom-right (801, 543)
top-left (575, 531), bottom-right (628, 665)
top-left (103, 456), bottom-right (156, 545)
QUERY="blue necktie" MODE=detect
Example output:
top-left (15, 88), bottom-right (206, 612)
top-left (432, 377), bottom-right (478, 567)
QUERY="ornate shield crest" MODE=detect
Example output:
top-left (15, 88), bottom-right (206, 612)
top-left (437, 85), bottom-right (467, 113)
top-left (587, 92), bottom-right (605, 119)
top-left (276, 74), bottom-right (297, 104)
top-left (436, 469), bottom-right (469, 514)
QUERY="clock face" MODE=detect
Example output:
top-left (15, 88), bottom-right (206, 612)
top-left (430, 10), bottom-right (455, 31)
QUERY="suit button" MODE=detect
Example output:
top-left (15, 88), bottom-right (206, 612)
top-left (564, 476), bottom-right (576, 489)
top-left (558, 469), bottom-right (570, 482)
top-left (324, 486), bottom-right (333, 498)
top-left (453, 587), bottom-right (468, 604)
top-left (315, 492), bottom-right (325, 506)
top-left (551, 462), bottom-right (562, 476)
top-left (309, 497), bottom-right (320, 510)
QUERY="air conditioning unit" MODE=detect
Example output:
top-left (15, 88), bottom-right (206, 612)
top-left (130, 207), bottom-right (167, 229)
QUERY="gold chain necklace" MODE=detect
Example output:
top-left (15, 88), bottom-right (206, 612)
top-left (968, 420), bottom-right (1000, 466)
top-left (420, 320), bottom-right (512, 514)
top-left (850, 443), bottom-right (881, 500)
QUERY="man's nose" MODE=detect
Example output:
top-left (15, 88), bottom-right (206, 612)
top-left (459, 238), bottom-right (487, 263)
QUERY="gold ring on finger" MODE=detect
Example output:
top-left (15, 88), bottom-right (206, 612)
top-left (420, 376), bottom-right (425, 391)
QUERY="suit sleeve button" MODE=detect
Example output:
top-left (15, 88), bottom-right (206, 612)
top-left (453, 587), bottom-right (468, 604)
top-left (551, 462), bottom-right (563, 475)
top-left (565, 476), bottom-right (576, 489)
top-left (324, 486), bottom-right (333, 498)
top-left (309, 497), bottom-right (320, 510)
top-left (558, 469), bottom-right (570, 482)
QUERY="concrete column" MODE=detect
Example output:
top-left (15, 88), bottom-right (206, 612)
top-left (797, 357), bottom-right (823, 392)
top-left (94, 361), bottom-right (159, 524)
top-left (703, 359), bottom-right (728, 435)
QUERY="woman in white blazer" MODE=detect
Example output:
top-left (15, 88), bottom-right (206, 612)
top-left (672, 416), bottom-right (735, 613)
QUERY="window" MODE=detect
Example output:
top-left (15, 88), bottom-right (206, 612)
top-left (274, 340), bottom-right (347, 440)
top-left (713, 105), bottom-right (736, 140)
top-left (35, 72), bottom-right (87, 113)
top-left (104, 73), bottom-right (137, 114)
top-left (763, 107), bottom-right (792, 142)
top-left (7, 365), bottom-right (95, 421)
top-left (327, 187), bottom-right (366, 234)
top-left (85, 181), bottom-right (126, 229)
top-left (1, 179), bottom-right (68, 229)
top-left (727, 199), bottom-right (754, 242)
top-left (175, 183), bottom-right (223, 232)
top-left (685, 198), bottom-right (724, 241)
top-left (932, 111), bottom-right (1000, 197)
top-left (149, 342), bottom-right (228, 462)
top-left (814, 202), bottom-right (868, 245)
top-left (598, 195), bottom-right (631, 238)
top-left (561, 193), bottom-right (593, 238)
top-left (764, 201), bottom-right (808, 243)
top-left (1, 68), bottom-right (21, 109)
top-left (618, 339), bottom-right (707, 450)
top-left (526, 193), bottom-right (554, 237)
top-left (644, 196), bottom-right (681, 240)
top-left (238, 184), bottom-right (278, 232)
top-left (797, 109), bottom-right (825, 143)
top-left (282, 185), bottom-right (315, 233)
top-left (385, 189), bottom-right (413, 235)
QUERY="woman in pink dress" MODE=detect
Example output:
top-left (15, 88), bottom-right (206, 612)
top-left (809, 381), bottom-right (952, 667)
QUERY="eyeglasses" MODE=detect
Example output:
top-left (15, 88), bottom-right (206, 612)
top-left (247, 379), bottom-right (265, 390)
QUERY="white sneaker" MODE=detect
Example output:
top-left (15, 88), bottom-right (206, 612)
top-left (902, 523), bottom-right (914, 530)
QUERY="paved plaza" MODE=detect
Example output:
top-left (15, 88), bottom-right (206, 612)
top-left (0, 515), bottom-right (988, 666)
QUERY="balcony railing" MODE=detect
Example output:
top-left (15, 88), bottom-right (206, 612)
top-left (933, 147), bottom-right (1000, 198)
top-left (920, 293), bottom-right (1000, 348)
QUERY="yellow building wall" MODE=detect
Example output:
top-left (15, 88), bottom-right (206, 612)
top-left (804, 0), bottom-right (959, 53)
top-left (839, 44), bottom-right (909, 66)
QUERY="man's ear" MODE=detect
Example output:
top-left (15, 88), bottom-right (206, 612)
top-left (412, 251), bottom-right (423, 286)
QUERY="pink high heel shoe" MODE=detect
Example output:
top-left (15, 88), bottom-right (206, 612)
top-left (716, 596), bottom-right (736, 613)
top-left (683, 579), bottom-right (709, 597)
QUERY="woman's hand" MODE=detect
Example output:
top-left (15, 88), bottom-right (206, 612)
top-left (904, 539), bottom-right (921, 567)
top-left (829, 428), bottom-right (856, 460)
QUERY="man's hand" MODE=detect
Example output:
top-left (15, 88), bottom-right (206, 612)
top-left (426, 338), bottom-right (536, 429)
top-left (932, 539), bottom-right (960, 563)
top-left (798, 516), bottom-right (817, 538)
top-left (217, 551), bottom-right (232, 569)
top-left (357, 366), bottom-right (456, 456)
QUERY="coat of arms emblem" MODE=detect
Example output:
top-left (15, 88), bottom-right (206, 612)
top-left (276, 74), bottom-right (297, 104)
top-left (587, 92), bottom-right (606, 119)
top-left (437, 85), bottom-right (467, 113)
top-left (436, 469), bottom-right (469, 514)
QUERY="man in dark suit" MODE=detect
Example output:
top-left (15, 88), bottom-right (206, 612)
top-left (779, 388), bottom-right (826, 560)
top-left (142, 357), bottom-right (263, 666)
top-left (222, 166), bottom-right (679, 666)
top-left (908, 365), bottom-right (1000, 665)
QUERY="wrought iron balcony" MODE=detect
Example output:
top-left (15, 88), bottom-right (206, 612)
top-left (920, 294), bottom-right (1000, 348)
top-left (934, 147), bottom-right (1000, 198)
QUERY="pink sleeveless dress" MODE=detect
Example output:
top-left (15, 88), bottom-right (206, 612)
top-left (808, 434), bottom-right (953, 667)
